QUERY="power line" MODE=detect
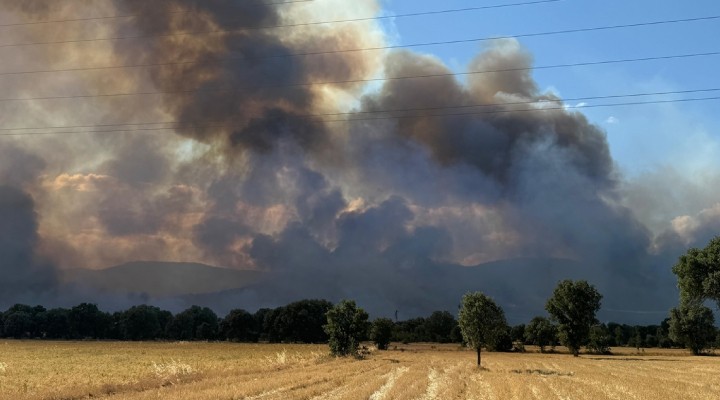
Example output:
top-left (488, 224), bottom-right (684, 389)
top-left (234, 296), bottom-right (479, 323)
top-left (2, 94), bottom-right (718, 136)
top-left (0, 0), bottom-right (556, 29)
top-left (329, 97), bottom-right (720, 123)
top-left (2, 88), bottom-right (719, 131)
top-left (1, 51), bottom-right (718, 101)
top-left (0, 12), bottom-right (715, 56)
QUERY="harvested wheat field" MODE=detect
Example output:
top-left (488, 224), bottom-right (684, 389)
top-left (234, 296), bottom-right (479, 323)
top-left (0, 341), bottom-right (718, 400)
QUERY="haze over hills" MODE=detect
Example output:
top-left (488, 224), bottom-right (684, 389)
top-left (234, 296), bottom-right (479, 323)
top-left (181, 257), bottom-right (591, 323)
top-left (58, 257), bottom-right (672, 324)
top-left (61, 262), bottom-right (264, 298)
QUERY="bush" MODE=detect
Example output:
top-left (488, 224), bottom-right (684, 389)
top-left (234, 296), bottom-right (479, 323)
top-left (524, 316), bottom-right (557, 353)
top-left (370, 318), bottom-right (394, 350)
top-left (487, 327), bottom-right (513, 352)
top-left (324, 300), bottom-right (369, 357)
top-left (587, 325), bottom-right (612, 354)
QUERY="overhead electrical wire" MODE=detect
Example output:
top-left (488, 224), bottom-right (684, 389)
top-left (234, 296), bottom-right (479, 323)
top-left (1, 50), bottom-right (718, 101)
top-left (0, 6), bottom-right (717, 138)
top-left (0, 13), bottom-right (716, 55)
top-left (0, 16), bottom-right (720, 80)
top-left (2, 91), bottom-right (718, 136)
top-left (2, 87), bottom-right (720, 131)
top-left (0, 0), bottom-right (558, 29)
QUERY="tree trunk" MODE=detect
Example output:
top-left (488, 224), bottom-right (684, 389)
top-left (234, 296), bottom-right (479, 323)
top-left (477, 347), bottom-right (481, 366)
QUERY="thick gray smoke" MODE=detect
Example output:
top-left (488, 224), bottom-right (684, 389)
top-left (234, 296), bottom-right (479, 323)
top-left (0, 1), bottom-right (717, 322)
top-left (0, 184), bottom-right (57, 306)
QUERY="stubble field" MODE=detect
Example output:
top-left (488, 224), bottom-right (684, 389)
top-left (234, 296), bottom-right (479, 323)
top-left (0, 340), bottom-right (718, 400)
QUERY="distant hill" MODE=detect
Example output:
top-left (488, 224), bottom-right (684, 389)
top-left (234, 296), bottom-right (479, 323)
top-left (178, 257), bottom-right (588, 321)
top-left (59, 257), bottom-right (670, 324)
top-left (61, 261), bottom-right (264, 297)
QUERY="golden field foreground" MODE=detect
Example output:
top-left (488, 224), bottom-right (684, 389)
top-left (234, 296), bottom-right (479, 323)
top-left (0, 341), bottom-right (718, 400)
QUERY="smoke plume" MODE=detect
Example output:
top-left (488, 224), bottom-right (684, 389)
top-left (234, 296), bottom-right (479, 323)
top-left (0, 0), bottom-right (717, 322)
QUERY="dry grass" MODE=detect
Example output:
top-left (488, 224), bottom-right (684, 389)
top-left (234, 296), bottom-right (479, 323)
top-left (0, 340), bottom-right (718, 399)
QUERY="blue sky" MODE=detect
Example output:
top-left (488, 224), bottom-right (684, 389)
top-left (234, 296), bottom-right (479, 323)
top-left (378, 0), bottom-right (720, 176)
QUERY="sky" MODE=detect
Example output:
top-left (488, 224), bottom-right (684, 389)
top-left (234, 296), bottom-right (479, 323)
top-left (0, 0), bottom-right (719, 323)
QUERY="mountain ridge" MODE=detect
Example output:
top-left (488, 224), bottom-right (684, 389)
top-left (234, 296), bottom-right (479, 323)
top-left (60, 261), bottom-right (264, 297)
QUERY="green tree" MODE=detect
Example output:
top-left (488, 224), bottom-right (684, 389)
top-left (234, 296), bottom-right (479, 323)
top-left (487, 325), bottom-right (513, 352)
top-left (627, 328), bottom-right (644, 350)
top-left (324, 300), bottom-right (369, 357)
top-left (673, 236), bottom-right (720, 307)
top-left (612, 325), bottom-right (626, 346)
top-left (69, 303), bottom-right (110, 339)
top-left (370, 318), bottom-right (394, 350)
top-left (3, 311), bottom-right (33, 339)
top-left (587, 324), bottom-right (612, 354)
top-left (425, 311), bottom-right (458, 343)
top-left (458, 292), bottom-right (507, 367)
top-left (167, 305), bottom-right (218, 341)
top-left (656, 319), bottom-right (674, 348)
top-left (42, 308), bottom-right (71, 339)
top-left (510, 324), bottom-right (525, 343)
top-left (545, 280), bottom-right (602, 356)
top-left (122, 305), bottom-right (164, 341)
top-left (221, 309), bottom-right (257, 342)
top-left (524, 316), bottom-right (557, 353)
top-left (669, 304), bottom-right (716, 355)
top-left (3, 304), bottom-right (45, 338)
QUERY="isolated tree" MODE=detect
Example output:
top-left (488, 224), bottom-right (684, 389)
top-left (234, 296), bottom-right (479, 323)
top-left (545, 280), bottom-right (602, 356)
top-left (673, 236), bottom-right (720, 307)
top-left (669, 304), bottom-right (716, 355)
top-left (370, 318), bottom-right (394, 350)
top-left (324, 300), bottom-right (369, 357)
top-left (458, 292), bottom-right (507, 367)
top-left (524, 316), bottom-right (557, 353)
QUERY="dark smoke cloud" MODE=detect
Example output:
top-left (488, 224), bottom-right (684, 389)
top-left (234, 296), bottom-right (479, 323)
top-left (361, 46), bottom-right (614, 190)
top-left (0, 185), bottom-right (57, 306)
top-left (0, 144), bottom-right (46, 187)
top-left (113, 0), bottom-right (376, 155)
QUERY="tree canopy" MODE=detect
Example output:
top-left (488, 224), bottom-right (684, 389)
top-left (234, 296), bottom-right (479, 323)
top-left (370, 318), bottom-right (394, 350)
top-left (324, 300), bottom-right (369, 357)
top-left (458, 292), bottom-right (507, 366)
top-left (668, 304), bottom-right (716, 355)
top-left (546, 280), bottom-right (602, 356)
top-left (673, 236), bottom-right (720, 308)
top-left (524, 316), bottom-right (557, 353)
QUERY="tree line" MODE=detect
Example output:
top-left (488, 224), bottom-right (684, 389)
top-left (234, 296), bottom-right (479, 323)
top-left (1, 297), bottom-right (715, 353)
